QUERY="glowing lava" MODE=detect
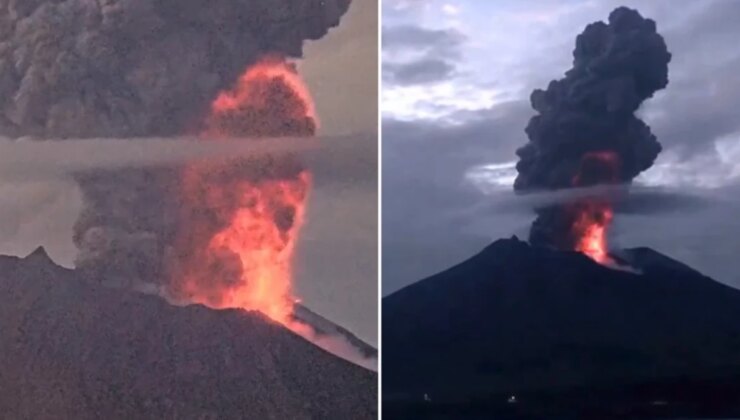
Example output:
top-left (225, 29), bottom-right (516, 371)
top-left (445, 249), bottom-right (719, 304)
top-left (569, 151), bottom-right (620, 264)
top-left (571, 201), bottom-right (614, 264)
top-left (174, 55), bottom-right (315, 329)
top-left (204, 54), bottom-right (317, 138)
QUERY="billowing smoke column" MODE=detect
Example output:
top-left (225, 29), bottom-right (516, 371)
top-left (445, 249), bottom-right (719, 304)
top-left (0, 1), bottom-right (350, 310)
top-left (514, 7), bottom-right (671, 260)
top-left (0, 0), bottom-right (347, 138)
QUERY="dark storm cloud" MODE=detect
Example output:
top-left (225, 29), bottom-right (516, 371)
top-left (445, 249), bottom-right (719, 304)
top-left (648, 51), bottom-right (740, 157)
top-left (383, 100), bottom-right (530, 185)
top-left (382, 24), bottom-right (466, 86)
top-left (663, 0), bottom-right (740, 48)
top-left (382, 100), bottom-right (531, 289)
top-left (383, 58), bottom-right (455, 85)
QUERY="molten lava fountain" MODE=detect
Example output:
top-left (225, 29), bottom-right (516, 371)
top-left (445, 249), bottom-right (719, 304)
top-left (172, 55), bottom-right (316, 333)
top-left (569, 151), bottom-right (619, 264)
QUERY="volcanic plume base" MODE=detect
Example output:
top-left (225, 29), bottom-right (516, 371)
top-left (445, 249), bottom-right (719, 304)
top-left (159, 56), bottom-right (375, 368)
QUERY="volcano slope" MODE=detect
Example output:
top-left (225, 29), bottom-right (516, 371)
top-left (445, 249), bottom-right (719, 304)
top-left (383, 237), bottom-right (740, 417)
top-left (0, 248), bottom-right (376, 419)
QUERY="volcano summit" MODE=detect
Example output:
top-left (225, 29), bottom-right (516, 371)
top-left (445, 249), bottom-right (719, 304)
top-left (383, 237), bottom-right (740, 417)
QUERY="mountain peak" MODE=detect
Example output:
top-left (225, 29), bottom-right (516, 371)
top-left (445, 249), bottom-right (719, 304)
top-left (383, 239), bottom-right (740, 407)
top-left (24, 246), bottom-right (53, 264)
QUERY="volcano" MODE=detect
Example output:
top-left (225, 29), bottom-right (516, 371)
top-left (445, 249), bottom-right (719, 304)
top-left (383, 238), bottom-right (740, 417)
top-left (0, 248), bottom-right (376, 419)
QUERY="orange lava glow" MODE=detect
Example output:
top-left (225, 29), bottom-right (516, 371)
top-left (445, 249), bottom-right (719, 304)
top-left (178, 168), bottom-right (311, 324)
top-left (572, 201), bottom-right (614, 264)
top-left (570, 151), bottom-right (619, 264)
top-left (175, 55), bottom-right (316, 329)
top-left (203, 54), bottom-right (317, 138)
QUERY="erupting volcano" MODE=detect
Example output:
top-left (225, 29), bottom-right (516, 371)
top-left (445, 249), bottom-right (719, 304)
top-left (571, 200), bottom-right (613, 264)
top-left (569, 151), bottom-right (620, 264)
top-left (515, 7), bottom-right (671, 261)
top-left (384, 6), bottom-right (740, 417)
top-left (172, 56), bottom-right (316, 330)
top-left (0, 0), bottom-right (377, 417)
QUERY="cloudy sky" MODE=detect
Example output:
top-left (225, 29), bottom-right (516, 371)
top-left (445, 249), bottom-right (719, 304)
top-left (383, 0), bottom-right (740, 293)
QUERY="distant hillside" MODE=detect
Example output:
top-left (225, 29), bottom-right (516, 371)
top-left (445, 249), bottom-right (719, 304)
top-left (383, 237), bottom-right (740, 417)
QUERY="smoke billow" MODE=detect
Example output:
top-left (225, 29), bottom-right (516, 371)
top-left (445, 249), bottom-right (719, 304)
top-left (0, 0), bottom-right (348, 138)
top-left (0, 0), bottom-right (350, 288)
top-left (514, 7), bottom-right (671, 250)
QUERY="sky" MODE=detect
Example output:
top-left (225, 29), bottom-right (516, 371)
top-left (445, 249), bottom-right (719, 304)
top-left (0, 0), bottom-right (379, 344)
top-left (382, 0), bottom-right (740, 294)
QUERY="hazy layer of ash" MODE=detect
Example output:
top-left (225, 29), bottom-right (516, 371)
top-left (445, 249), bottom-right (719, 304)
top-left (513, 7), bottom-right (671, 252)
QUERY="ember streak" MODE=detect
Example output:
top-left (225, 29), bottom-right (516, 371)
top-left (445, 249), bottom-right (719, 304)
top-left (170, 56), bottom-right (315, 328)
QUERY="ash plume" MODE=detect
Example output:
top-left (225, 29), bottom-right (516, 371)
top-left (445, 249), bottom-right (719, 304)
top-left (514, 7), bottom-right (671, 249)
top-left (0, 0), bottom-right (351, 288)
top-left (0, 0), bottom-right (348, 138)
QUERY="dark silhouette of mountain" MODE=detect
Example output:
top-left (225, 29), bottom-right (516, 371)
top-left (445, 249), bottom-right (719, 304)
top-left (0, 247), bottom-right (376, 419)
top-left (383, 237), bottom-right (740, 418)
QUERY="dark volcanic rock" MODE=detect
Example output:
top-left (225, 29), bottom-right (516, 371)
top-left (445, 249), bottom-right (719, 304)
top-left (383, 237), bottom-right (740, 403)
top-left (0, 248), bottom-right (376, 419)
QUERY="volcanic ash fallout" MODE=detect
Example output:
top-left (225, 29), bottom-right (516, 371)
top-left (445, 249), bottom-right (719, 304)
top-left (0, 1), bottom-right (351, 329)
top-left (514, 7), bottom-right (671, 263)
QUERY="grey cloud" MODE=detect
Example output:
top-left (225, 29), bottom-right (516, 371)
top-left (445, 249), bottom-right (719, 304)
top-left (383, 100), bottom-right (531, 185)
top-left (663, 0), bottom-right (740, 49)
top-left (646, 4), bottom-right (740, 156)
top-left (382, 24), bottom-right (467, 86)
top-left (383, 58), bottom-right (455, 85)
top-left (382, 25), bottom-right (466, 56)
top-left (382, 101), bottom-right (532, 290)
